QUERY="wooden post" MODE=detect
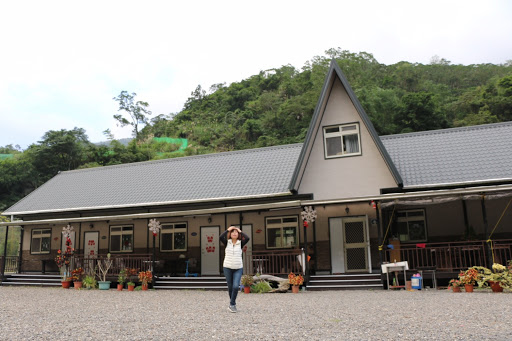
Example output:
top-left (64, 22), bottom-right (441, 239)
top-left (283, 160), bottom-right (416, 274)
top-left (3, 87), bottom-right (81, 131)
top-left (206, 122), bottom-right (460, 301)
top-left (1, 225), bottom-right (9, 279)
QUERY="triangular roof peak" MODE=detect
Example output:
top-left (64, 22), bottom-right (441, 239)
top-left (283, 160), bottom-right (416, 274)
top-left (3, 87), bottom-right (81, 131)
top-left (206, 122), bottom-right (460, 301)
top-left (290, 59), bottom-right (403, 190)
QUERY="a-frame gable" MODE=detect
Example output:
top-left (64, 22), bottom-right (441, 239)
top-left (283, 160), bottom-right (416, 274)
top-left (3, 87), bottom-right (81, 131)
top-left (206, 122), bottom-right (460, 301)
top-left (290, 59), bottom-right (402, 199)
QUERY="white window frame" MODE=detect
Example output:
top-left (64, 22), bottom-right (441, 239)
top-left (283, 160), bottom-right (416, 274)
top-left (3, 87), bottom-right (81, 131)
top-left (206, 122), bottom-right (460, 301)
top-left (109, 225), bottom-right (134, 253)
top-left (31, 228), bottom-right (51, 254)
top-left (396, 209), bottom-right (427, 242)
top-left (266, 216), bottom-right (298, 249)
top-left (323, 123), bottom-right (362, 159)
top-left (160, 222), bottom-right (188, 252)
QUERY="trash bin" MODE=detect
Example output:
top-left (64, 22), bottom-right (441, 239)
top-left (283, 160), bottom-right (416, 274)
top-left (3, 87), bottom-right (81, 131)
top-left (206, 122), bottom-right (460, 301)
top-left (411, 275), bottom-right (422, 290)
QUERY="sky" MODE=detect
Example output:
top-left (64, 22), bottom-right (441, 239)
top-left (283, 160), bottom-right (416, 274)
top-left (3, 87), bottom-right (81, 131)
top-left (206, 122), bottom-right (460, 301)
top-left (1, 0), bottom-right (511, 149)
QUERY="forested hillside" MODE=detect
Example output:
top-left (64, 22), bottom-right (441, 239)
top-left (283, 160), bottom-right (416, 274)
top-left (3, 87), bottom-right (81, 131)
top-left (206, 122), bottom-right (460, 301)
top-left (1, 48), bottom-right (511, 213)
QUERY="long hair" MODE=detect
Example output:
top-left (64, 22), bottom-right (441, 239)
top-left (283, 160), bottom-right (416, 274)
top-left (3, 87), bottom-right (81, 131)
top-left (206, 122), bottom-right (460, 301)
top-left (227, 227), bottom-right (242, 241)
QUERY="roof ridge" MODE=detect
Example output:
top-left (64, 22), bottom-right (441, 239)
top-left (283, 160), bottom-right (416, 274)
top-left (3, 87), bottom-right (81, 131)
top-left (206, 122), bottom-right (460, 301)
top-left (380, 121), bottom-right (512, 140)
top-left (60, 143), bottom-right (304, 175)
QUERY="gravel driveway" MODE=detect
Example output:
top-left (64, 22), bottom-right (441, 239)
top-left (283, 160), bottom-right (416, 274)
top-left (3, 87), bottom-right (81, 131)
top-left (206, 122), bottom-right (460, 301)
top-left (0, 287), bottom-right (511, 340)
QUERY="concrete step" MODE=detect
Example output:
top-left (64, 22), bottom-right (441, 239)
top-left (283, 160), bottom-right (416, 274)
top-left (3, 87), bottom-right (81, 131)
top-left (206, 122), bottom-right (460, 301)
top-left (306, 274), bottom-right (383, 291)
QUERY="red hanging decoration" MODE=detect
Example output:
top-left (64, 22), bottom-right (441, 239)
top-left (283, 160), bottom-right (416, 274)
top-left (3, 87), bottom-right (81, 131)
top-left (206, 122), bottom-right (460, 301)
top-left (303, 221), bottom-right (309, 228)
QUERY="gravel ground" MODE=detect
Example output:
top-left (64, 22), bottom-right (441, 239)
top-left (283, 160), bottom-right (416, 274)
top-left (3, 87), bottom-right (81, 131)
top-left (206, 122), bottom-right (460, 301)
top-left (0, 286), bottom-right (511, 340)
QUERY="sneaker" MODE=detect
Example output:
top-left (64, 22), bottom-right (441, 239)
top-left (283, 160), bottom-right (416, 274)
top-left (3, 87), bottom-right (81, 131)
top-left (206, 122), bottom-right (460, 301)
top-left (228, 305), bottom-right (237, 313)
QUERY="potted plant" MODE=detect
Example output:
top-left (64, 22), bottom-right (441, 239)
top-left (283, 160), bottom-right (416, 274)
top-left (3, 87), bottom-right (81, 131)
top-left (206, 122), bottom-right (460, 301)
top-left (82, 275), bottom-right (97, 289)
top-left (55, 237), bottom-right (74, 288)
top-left (71, 267), bottom-right (85, 289)
top-left (241, 275), bottom-right (254, 293)
top-left (117, 269), bottom-right (128, 291)
top-left (448, 279), bottom-right (462, 292)
top-left (138, 270), bottom-right (152, 290)
top-left (126, 268), bottom-right (138, 291)
top-left (288, 272), bottom-right (304, 293)
top-left (474, 263), bottom-right (512, 292)
top-left (459, 268), bottom-right (479, 292)
top-left (96, 253), bottom-right (113, 290)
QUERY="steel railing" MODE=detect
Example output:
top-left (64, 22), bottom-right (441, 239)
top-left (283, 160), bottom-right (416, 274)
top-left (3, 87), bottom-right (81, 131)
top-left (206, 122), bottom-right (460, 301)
top-left (384, 239), bottom-right (512, 272)
top-left (243, 249), bottom-right (304, 275)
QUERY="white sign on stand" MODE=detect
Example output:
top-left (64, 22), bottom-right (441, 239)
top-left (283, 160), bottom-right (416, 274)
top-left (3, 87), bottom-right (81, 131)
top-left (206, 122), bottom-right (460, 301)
top-left (381, 261), bottom-right (409, 290)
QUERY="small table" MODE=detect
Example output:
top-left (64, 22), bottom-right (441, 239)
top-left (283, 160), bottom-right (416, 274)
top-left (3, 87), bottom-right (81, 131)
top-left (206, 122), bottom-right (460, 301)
top-left (381, 261), bottom-right (409, 290)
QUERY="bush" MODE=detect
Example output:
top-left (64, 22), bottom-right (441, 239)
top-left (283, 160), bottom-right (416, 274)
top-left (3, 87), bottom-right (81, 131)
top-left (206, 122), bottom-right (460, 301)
top-left (251, 280), bottom-right (272, 293)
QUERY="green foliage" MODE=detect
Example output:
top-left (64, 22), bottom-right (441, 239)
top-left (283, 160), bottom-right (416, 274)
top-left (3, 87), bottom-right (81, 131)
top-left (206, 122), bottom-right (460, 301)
top-left (113, 91), bottom-right (152, 140)
top-left (0, 48), bottom-right (511, 214)
top-left (251, 280), bottom-right (272, 293)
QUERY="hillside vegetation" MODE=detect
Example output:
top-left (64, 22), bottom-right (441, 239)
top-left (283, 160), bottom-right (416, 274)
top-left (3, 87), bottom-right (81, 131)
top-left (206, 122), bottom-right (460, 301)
top-left (1, 48), bottom-right (511, 212)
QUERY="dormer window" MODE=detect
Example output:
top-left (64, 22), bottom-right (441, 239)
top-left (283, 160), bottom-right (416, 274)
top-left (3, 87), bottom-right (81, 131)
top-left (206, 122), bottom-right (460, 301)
top-left (324, 123), bottom-right (361, 158)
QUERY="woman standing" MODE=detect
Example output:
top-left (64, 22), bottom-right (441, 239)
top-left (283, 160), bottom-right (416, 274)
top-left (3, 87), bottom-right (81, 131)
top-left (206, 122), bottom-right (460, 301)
top-left (220, 226), bottom-right (250, 313)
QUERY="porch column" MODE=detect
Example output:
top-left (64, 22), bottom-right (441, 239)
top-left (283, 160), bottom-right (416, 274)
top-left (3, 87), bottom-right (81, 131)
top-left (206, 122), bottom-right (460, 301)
top-left (461, 199), bottom-right (470, 238)
top-left (480, 195), bottom-right (492, 268)
top-left (17, 226), bottom-right (24, 274)
top-left (1, 225), bottom-right (9, 279)
top-left (376, 201), bottom-right (383, 265)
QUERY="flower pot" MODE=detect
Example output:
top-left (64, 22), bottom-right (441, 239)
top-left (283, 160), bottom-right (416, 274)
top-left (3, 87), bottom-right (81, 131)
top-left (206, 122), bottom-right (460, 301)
top-left (292, 285), bottom-right (300, 294)
top-left (98, 281), bottom-right (111, 290)
top-left (61, 281), bottom-right (71, 289)
top-left (74, 281), bottom-right (83, 289)
top-left (244, 286), bottom-right (251, 294)
top-left (452, 286), bottom-right (461, 292)
top-left (117, 284), bottom-right (124, 291)
top-left (464, 284), bottom-right (474, 293)
top-left (127, 284), bottom-right (135, 291)
top-left (142, 284), bottom-right (148, 291)
top-left (489, 281), bottom-right (503, 293)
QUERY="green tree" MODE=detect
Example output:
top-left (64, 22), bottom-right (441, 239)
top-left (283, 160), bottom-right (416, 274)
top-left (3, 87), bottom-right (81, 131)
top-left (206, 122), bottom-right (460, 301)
top-left (394, 92), bottom-right (447, 133)
top-left (113, 91), bottom-right (152, 140)
top-left (25, 128), bottom-right (91, 181)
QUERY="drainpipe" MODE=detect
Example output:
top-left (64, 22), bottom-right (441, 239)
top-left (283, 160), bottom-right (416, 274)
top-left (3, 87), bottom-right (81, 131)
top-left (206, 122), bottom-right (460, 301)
top-left (303, 209), bottom-right (309, 282)
top-left (480, 195), bottom-right (492, 268)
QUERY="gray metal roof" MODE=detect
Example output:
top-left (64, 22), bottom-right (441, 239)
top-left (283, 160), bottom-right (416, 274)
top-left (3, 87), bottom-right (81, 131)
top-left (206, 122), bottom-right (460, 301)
top-left (381, 122), bottom-right (512, 187)
top-left (3, 144), bottom-right (303, 215)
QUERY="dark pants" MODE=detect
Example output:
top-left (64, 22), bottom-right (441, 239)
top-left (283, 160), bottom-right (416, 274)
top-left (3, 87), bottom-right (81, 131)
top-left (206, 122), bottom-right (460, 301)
top-left (223, 267), bottom-right (243, 306)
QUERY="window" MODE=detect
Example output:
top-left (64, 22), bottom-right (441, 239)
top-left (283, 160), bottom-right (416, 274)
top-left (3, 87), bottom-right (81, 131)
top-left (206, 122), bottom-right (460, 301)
top-left (266, 216), bottom-right (298, 249)
top-left (110, 225), bottom-right (133, 252)
top-left (31, 229), bottom-right (51, 254)
top-left (396, 210), bottom-right (427, 242)
top-left (160, 223), bottom-right (187, 251)
top-left (324, 123), bottom-right (361, 158)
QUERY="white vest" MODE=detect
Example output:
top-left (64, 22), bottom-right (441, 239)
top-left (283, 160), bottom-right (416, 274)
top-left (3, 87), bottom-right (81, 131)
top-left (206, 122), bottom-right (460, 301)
top-left (223, 239), bottom-right (243, 269)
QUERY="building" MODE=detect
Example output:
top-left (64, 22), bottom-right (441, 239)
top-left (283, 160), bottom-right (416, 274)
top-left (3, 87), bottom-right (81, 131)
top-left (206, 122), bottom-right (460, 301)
top-left (2, 60), bottom-right (511, 288)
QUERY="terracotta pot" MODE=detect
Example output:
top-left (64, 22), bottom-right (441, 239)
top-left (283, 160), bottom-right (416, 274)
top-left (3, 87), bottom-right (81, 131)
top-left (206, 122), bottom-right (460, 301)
top-left (117, 284), bottom-right (124, 291)
top-left (244, 286), bottom-right (251, 294)
top-left (128, 284), bottom-right (135, 291)
top-left (142, 284), bottom-right (148, 291)
top-left (489, 281), bottom-right (503, 293)
top-left (452, 286), bottom-right (461, 292)
top-left (292, 285), bottom-right (300, 294)
top-left (464, 284), bottom-right (474, 292)
top-left (74, 281), bottom-right (83, 289)
top-left (61, 281), bottom-right (71, 289)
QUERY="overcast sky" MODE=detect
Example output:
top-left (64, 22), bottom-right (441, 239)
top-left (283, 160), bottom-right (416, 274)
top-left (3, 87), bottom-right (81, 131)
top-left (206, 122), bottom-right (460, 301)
top-left (1, 0), bottom-right (511, 149)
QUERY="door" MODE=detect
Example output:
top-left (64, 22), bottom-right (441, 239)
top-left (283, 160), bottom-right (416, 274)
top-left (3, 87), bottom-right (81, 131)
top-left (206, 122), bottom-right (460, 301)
top-left (343, 217), bottom-right (369, 272)
top-left (83, 231), bottom-right (99, 274)
top-left (201, 226), bottom-right (220, 276)
top-left (329, 218), bottom-right (345, 274)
